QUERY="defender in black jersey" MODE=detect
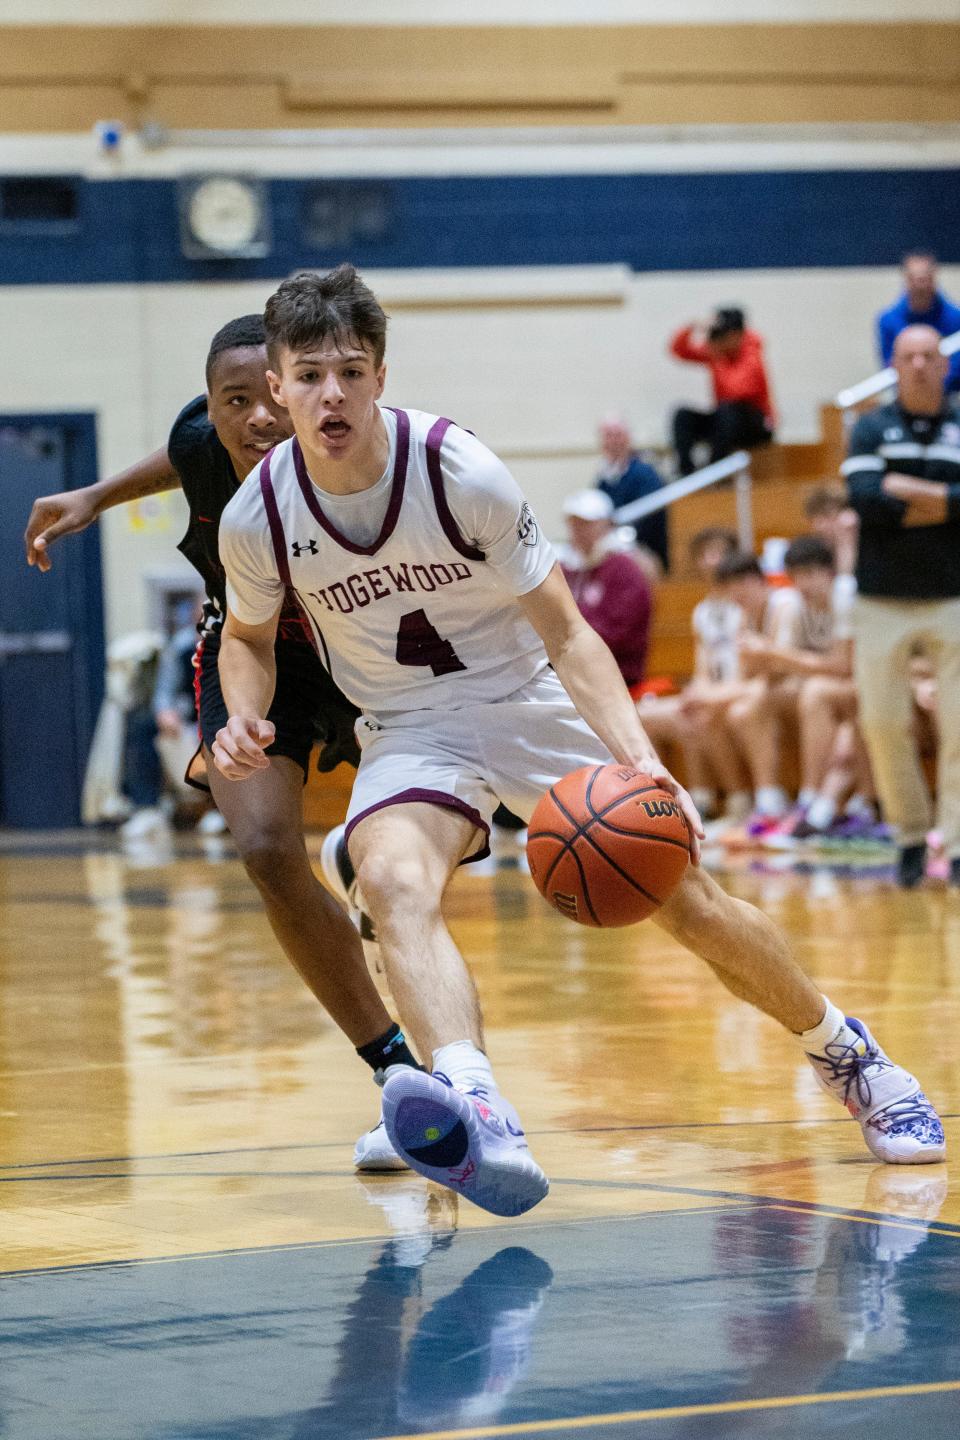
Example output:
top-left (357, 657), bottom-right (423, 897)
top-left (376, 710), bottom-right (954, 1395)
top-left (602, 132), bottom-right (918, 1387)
top-left (24, 315), bottom-right (421, 1108)
top-left (168, 391), bottom-right (362, 788)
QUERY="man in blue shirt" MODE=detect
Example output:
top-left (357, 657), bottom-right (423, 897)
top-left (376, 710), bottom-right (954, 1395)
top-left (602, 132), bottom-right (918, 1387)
top-left (594, 416), bottom-right (669, 571)
top-left (877, 252), bottom-right (960, 392)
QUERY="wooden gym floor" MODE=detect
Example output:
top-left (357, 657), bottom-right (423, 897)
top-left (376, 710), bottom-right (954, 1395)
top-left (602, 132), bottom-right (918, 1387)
top-left (1, 829), bottom-right (958, 1439)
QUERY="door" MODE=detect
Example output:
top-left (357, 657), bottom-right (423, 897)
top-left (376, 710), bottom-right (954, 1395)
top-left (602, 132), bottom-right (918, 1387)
top-left (0, 415), bottom-right (104, 827)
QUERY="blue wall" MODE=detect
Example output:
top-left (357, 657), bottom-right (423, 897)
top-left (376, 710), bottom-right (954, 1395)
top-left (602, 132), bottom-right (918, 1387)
top-left (2, 168), bottom-right (958, 284)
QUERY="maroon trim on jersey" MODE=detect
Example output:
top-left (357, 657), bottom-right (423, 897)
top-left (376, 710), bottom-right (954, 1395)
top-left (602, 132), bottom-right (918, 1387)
top-left (290, 407), bottom-right (411, 557)
top-left (423, 417), bottom-right (486, 563)
top-left (259, 449), bottom-right (293, 588)
top-left (345, 786), bottom-right (491, 864)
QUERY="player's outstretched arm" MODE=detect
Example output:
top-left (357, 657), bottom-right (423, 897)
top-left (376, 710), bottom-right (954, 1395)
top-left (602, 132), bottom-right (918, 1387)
top-left (519, 565), bottom-right (703, 860)
top-left (213, 606), bottom-right (280, 780)
top-left (25, 446), bottom-right (181, 571)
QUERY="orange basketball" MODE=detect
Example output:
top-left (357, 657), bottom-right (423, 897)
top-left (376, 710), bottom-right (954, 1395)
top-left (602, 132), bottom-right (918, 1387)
top-left (526, 764), bottom-right (690, 927)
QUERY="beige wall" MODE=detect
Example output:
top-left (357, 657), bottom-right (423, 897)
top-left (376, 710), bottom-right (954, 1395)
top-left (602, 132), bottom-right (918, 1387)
top-left (3, 1), bottom-right (958, 22)
top-left (8, 261), bottom-right (955, 639)
top-left (1, 22), bottom-right (958, 131)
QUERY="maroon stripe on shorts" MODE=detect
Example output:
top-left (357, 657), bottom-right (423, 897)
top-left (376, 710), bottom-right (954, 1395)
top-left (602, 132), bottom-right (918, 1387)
top-left (345, 786), bottom-right (491, 864)
top-left (259, 449), bottom-right (293, 587)
top-left (424, 417), bottom-right (485, 563)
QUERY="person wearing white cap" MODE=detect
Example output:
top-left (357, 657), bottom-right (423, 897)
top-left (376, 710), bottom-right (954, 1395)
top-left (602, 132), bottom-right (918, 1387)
top-left (557, 489), bottom-right (653, 696)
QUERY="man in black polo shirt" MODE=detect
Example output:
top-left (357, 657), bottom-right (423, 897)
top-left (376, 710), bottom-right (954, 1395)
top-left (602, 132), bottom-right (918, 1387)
top-left (25, 315), bottom-right (422, 1165)
top-left (842, 324), bottom-right (960, 888)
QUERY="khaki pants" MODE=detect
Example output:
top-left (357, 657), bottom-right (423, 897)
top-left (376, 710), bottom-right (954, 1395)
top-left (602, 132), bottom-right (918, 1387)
top-left (853, 594), bottom-right (960, 856)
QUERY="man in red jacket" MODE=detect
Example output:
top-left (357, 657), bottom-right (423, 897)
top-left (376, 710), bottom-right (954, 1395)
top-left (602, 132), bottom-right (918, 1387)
top-left (557, 489), bottom-right (652, 697)
top-left (670, 307), bottom-right (776, 476)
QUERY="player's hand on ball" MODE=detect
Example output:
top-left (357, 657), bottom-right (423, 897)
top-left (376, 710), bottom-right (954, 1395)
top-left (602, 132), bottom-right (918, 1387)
top-left (635, 757), bottom-right (704, 864)
top-left (212, 716), bottom-right (276, 779)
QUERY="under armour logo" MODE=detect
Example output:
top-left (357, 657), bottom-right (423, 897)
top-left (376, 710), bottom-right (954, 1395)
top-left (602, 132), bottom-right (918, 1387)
top-left (291, 539), bottom-right (318, 557)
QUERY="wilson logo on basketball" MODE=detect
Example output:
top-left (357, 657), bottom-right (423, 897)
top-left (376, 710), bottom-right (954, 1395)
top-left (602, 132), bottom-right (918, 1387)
top-left (641, 799), bottom-right (680, 820)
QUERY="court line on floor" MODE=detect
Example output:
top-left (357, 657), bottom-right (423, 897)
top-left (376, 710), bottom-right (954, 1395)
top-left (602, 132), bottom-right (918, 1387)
top-left (368, 1380), bottom-right (960, 1440)
top-left (4, 1168), bottom-right (956, 1238)
top-left (4, 1188), bottom-right (957, 1282)
top-left (3, 1112), bottom-right (957, 1169)
top-left (0, 1203), bottom-right (759, 1279)
top-left (550, 1176), bottom-right (960, 1234)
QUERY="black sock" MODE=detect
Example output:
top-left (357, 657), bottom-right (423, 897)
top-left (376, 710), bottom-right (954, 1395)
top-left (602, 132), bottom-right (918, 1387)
top-left (897, 844), bottom-right (926, 889)
top-left (356, 1022), bottom-right (423, 1075)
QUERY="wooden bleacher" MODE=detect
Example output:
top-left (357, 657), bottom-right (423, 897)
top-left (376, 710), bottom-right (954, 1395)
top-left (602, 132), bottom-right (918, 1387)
top-left (645, 406), bottom-right (846, 683)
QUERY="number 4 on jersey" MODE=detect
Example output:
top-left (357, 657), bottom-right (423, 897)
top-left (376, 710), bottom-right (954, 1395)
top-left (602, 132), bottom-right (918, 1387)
top-left (396, 608), bottom-right (466, 677)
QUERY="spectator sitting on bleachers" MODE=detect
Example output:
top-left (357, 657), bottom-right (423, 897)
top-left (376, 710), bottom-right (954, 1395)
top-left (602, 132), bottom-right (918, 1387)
top-left (669, 306), bottom-right (775, 477)
top-left (593, 415), bottom-right (669, 572)
top-left (728, 537), bottom-right (857, 832)
top-left (638, 526), bottom-right (752, 826)
top-left (558, 489), bottom-right (652, 697)
top-left (877, 251), bottom-right (960, 393)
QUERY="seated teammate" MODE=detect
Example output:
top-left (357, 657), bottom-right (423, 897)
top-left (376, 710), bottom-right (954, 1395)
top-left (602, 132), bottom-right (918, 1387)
top-left (24, 316), bottom-right (424, 1168)
top-left (213, 265), bottom-right (945, 1220)
top-left (731, 537), bottom-right (858, 834)
top-left (638, 527), bottom-right (751, 825)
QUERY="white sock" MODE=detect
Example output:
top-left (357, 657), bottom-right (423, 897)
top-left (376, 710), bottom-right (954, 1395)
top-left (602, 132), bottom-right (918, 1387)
top-left (844, 793), bottom-right (875, 820)
top-left (755, 785), bottom-right (789, 818)
top-left (796, 997), bottom-right (862, 1056)
top-left (798, 788), bottom-right (817, 808)
top-left (432, 1040), bottom-right (495, 1091)
top-left (805, 795), bottom-right (837, 831)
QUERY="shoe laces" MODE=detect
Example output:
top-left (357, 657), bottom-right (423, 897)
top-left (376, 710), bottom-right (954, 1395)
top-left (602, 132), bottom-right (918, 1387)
top-left (869, 1093), bottom-right (944, 1141)
top-left (815, 1032), bottom-right (890, 1110)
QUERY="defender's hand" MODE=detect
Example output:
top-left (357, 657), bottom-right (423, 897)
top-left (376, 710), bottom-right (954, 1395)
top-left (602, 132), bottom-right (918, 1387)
top-left (25, 491), bottom-right (100, 571)
top-left (212, 716), bottom-right (276, 780)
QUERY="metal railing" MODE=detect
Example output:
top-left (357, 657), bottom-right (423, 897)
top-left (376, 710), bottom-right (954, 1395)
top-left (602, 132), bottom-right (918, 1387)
top-left (835, 328), bottom-right (960, 420)
top-left (613, 449), bottom-right (754, 552)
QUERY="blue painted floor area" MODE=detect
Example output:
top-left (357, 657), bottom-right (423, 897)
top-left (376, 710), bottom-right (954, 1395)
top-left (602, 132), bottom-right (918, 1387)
top-left (2, 1204), bottom-right (959, 1439)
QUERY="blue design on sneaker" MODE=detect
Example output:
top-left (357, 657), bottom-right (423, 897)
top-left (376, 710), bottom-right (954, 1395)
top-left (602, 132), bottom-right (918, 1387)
top-left (806, 1016), bottom-right (946, 1165)
top-left (381, 1069), bottom-right (549, 1217)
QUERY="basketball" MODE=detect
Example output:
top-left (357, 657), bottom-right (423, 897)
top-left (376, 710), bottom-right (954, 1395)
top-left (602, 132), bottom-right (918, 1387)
top-left (526, 764), bottom-right (690, 927)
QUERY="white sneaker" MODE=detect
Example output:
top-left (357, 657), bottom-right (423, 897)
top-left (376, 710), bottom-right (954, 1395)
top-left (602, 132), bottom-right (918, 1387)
top-left (381, 1069), bottom-right (549, 1218)
top-left (120, 806), bottom-right (169, 840)
top-left (806, 1017), bottom-right (946, 1164)
top-left (197, 808), bottom-right (228, 836)
top-left (319, 824), bottom-right (385, 983)
top-left (354, 1117), bottom-right (410, 1173)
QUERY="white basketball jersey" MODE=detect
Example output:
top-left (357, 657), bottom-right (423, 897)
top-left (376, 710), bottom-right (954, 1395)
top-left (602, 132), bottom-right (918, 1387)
top-left (221, 407), bottom-right (555, 713)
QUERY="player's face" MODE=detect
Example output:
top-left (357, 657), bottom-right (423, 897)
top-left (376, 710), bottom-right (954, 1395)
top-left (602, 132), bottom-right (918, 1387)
top-left (728, 574), bottom-right (766, 621)
top-left (268, 337), bottom-right (385, 461)
top-left (789, 565), bottom-right (833, 609)
top-left (693, 537), bottom-right (732, 581)
top-left (206, 345), bottom-right (292, 479)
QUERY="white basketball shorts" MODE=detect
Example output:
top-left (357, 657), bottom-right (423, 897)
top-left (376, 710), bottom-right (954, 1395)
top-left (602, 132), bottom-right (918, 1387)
top-left (344, 667), bottom-right (610, 861)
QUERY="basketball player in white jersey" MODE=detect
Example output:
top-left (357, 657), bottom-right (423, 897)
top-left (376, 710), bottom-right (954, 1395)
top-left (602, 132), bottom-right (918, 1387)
top-left (215, 266), bottom-right (944, 1219)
